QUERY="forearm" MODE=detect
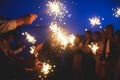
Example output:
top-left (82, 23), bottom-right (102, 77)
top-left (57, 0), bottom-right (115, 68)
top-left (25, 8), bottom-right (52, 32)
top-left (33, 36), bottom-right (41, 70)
top-left (0, 20), bottom-right (17, 34)
top-left (15, 18), bottom-right (25, 27)
top-left (13, 48), bottom-right (23, 55)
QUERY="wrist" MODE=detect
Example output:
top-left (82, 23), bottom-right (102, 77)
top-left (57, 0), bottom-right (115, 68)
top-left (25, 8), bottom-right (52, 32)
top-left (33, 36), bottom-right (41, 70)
top-left (15, 17), bottom-right (25, 26)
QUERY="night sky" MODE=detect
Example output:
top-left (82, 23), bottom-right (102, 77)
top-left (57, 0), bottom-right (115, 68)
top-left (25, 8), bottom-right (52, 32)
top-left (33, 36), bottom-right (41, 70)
top-left (0, 0), bottom-right (120, 34)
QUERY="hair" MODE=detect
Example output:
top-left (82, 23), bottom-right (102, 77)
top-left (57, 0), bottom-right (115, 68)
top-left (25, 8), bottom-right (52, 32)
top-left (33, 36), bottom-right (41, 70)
top-left (115, 30), bottom-right (120, 40)
top-left (105, 24), bottom-right (114, 32)
top-left (85, 30), bottom-right (92, 35)
top-left (93, 31), bottom-right (101, 39)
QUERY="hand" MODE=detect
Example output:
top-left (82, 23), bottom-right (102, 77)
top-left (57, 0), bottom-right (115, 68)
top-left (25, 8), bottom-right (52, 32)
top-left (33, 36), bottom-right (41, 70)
top-left (15, 14), bottom-right (37, 27)
top-left (22, 14), bottom-right (37, 24)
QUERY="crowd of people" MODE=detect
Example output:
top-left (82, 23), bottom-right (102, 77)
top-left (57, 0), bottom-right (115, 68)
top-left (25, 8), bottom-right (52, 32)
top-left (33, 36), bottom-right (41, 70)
top-left (0, 14), bottom-right (120, 80)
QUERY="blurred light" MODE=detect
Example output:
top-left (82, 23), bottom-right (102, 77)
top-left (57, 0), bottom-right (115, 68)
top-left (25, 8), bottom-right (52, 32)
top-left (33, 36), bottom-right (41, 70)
top-left (88, 43), bottom-right (99, 55)
top-left (22, 32), bottom-right (36, 44)
top-left (89, 16), bottom-right (101, 26)
top-left (113, 7), bottom-right (120, 17)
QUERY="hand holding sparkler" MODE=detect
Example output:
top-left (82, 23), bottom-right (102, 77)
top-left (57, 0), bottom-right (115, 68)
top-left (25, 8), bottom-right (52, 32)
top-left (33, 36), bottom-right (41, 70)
top-left (16, 14), bottom-right (37, 26)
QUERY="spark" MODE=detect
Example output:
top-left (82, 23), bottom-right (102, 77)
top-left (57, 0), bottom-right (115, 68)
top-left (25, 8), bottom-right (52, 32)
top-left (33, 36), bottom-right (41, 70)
top-left (49, 22), bottom-right (75, 49)
top-left (99, 26), bottom-right (102, 29)
top-left (89, 16), bottom-right (101, 26)
top-left (68, 14), bottom-right (72, 18)
top-left (38, 6), bottom-right (41, 8)
top-left (41, 63), bottom-right (52, 75)
top-left (113, 7), bottom-right (120, 17)
top-left (46, 0), bottom-right (68, 20)
top-left (22, 32), bottom-right (36, 44)
top-left (41, 62), bottom-right (55, 75)
top-left (88, 43), bottom-right (99, 55)
top-left (85, 28), bottom-right (88, 31)
top-left (40, 18), bottom-right (43, 20)
top-left (29, 46), bottom-right (35, 54)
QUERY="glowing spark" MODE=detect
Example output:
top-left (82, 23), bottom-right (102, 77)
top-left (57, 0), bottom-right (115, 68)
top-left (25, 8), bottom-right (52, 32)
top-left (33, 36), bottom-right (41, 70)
top-left (22, 32), bottom-right (36, 44)
top-left (40, 18), bottom-right (43, 20)
top-left (41, 63), bottom-right (52, 75)
top-left (68, 14), bottom-right (72, 17)
top-left (89, 16), bottom-right (101, 26)
top-left (46, 0), bottom-right (68, 20)
top-left (68, 34), bottom-right (75, 47)
top-left (113, 7), bottom-right (120, 17)
top-left (49, 22), bottom-right (75, 49)
top-left (29, 46), bottom-right (35, 54)
top-left (99, 26), bottom-right (102, 29)
top-left (88, 43), bottom-right (99, 55)
top-left (85, 28), bottom-right (88, 31)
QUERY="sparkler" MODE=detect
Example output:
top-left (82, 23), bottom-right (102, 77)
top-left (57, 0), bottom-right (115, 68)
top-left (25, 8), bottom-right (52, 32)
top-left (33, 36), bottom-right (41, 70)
top-left (49, 22), bottom-right (75, 49)
top-left (41, 62), bottom-right (52, 75)
top-left (22, 32), bottom-right (36, 44)
top-left (29, 46), bottom-right (35, 54)
top-left (46, 0), bottom-right (69, 21)
top-left (88, 43), bottom-right (99, 55)
top-left (41, 61), bottom-right (55, 77)
top-left (29, 46), bottom-right (39, 57)
top-left (112, 7), bottom-right (120, 17)
top-left (89, 16), bottom-right (101, 26)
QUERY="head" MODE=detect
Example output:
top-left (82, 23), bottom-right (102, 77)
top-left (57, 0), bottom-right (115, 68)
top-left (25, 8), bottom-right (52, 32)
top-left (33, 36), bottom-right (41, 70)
top-left (115, 30), bottom-right (120, 41)
top-left (84, 30), bottom-right (92, 40)
top-left (75, 34), bottom-right (83, 45)
top-left (99, 30), bottom-right (106, 40)
top-left (93, 31), bottom-right (101, 41)
top-left (104, 24), bottom-right (114, 35)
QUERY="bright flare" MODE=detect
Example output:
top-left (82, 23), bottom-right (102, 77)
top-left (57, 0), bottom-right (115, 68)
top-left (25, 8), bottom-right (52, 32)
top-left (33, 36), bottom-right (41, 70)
top-left (41, 63), bottom-right (52, 75)
top-left (46, 0), bottom-right (68, 19)
top-left (49, 22), bottom-right (75, 49)
top-left (88, 43), bottom-right (99, 55)
top-left (113, 7), bottom-right (120, 17)
top-left (22, 32), bottom-right (36, 44)
top-left (29, 46), bottom-right (35, 54)
top-left (89, 16), bottom-right (101, 26)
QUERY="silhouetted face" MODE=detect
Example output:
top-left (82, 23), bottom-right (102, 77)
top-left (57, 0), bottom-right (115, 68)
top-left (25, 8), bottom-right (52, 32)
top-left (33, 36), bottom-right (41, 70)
top-left (85, 32), bottom-right (91, 40)
top-left (75, 36), bottom-right (80, 44)
top-left (104, 27), bottom-right (110, 35)
top-left (93, 34), bottom-right (98, 41)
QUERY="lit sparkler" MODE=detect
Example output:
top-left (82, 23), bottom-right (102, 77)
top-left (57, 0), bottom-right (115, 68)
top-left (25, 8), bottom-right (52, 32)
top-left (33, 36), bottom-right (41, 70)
top-left (41, 62), bottom-right (55, 76)
top-left (46, 0), bottom-right (69, 20)
top-left (41, 63), bottom-right (52, 75)
top-left (88, 43), bottom-right (99, 55)
top-left (49, 22), bottom-right (75, 49)
top-left (112, 7), bottom-right (120, 17)
top-left (22, 32), bottom-right (36, 44)
top-left (29, 46), bottom-right (35, 54)
top-left (29, 46), bottom-right (39, 57)
top-left (89, 16), bottom-right (101, 26)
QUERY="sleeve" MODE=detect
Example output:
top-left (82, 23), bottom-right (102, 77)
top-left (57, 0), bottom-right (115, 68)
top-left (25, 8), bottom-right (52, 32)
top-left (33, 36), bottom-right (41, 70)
top-left (0, 20), bottom-right (17, 34)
